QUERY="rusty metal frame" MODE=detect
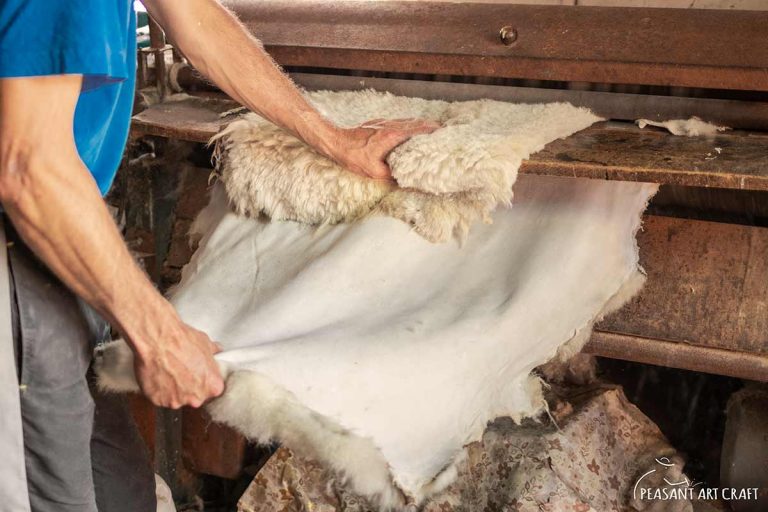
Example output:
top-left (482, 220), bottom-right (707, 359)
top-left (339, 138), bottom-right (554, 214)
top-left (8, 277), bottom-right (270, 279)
top-left (223, 0), bottom-right (768, 92)
top-left (139, 16), bottom-right (177, 99)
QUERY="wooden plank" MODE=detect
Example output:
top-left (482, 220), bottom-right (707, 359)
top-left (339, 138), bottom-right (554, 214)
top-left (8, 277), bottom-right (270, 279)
top-left (128, 395), bottom-right (157, 459)
top-left (527, 124), bottom-right (768, 191)
top-left (131, 96), bottom-right (768, 191)
top-left (597, 215), bottom-right (768, 358)
top-left (223, 1), bottom-right (768, 91)
top-left (131, 96), bottom-right (234, 143)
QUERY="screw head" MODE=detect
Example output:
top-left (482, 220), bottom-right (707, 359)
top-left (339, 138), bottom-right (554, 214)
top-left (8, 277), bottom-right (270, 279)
top-left (499, 26), bottom-right (518, 46)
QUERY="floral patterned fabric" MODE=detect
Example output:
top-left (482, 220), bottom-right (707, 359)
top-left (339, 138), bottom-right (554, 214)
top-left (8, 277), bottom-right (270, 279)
top-left (238, 386), bottom-right (703, 512)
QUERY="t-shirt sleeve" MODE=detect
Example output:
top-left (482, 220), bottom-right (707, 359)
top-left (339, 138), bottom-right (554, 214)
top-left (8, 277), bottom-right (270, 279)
top-left (0, 0), bottom-right (131, 88)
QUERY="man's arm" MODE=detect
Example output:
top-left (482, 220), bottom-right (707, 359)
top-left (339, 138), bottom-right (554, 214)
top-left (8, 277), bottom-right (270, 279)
top-left (141, 0), bottom-right (438, 180)
top-left (0, 75), bottom-right (223, 409)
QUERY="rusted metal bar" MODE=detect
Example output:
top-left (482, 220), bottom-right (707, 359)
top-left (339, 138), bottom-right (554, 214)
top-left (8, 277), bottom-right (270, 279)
top-left (148, 16), bottom-right (169, 99)
top-left (174, 70), bottom-right (768, 130)
top-left (288, 73), bottom-right (768, 131)
top-left (222, 1), bottom-right (768, 91)
top-left (585, 331), bottom-right (768, 382)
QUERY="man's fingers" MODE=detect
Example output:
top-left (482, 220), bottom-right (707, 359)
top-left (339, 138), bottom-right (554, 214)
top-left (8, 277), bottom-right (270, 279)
top-left (360, 118), bottom-right (387, 128)
top-left (362, 122), bottom-right (442, 180)
top-left (384, 119), bottom-right (441, 131)
top-left (186, 377), bottom-right (225, 409)
top-left (182, 378), bottom-right (222, 408)
top-left (154, 395), bottom-right (182, 409)
top-left (412, 120), bottom-right (441, 133)
top-left (366, 161), bottom-right (394, 181)
top-left (383, 128), bottom-right (425, 149)
top-left (140, 370), bottom-right (223, 410)
top-left (335, 118), bottom-right (441, 180)
top-left (382, 123), bottom-right (440, 146)
top-left (210, 374), bottom-right (226, 397)
top-left (199, 382), bottom-right (225, 407)
top-left (146, 386), bottom-right (183, 409)
top-left (362, 118), bottom-right (441, 133)
top-left (398, 121), bottom-right (441, 136)
top-left (133, 323), bottom-right (228, 411)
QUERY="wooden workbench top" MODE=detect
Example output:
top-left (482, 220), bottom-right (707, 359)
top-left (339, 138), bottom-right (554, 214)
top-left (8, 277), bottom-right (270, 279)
top-left (131, 94), bottom-right (768, 192)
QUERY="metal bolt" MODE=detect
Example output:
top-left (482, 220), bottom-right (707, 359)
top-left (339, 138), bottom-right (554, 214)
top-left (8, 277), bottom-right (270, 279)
top-left (499, 26), bottom-right (518, 46)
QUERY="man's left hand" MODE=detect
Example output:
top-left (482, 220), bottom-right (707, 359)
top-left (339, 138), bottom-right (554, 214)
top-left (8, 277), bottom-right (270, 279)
top-left (329, 119), bottom-right (441, 181)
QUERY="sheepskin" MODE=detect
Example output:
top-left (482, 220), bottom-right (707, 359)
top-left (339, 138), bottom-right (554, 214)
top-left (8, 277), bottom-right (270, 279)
top-left (213, 90), bottom-right (601, 242)
top-left (97, 92), bottom-right (658, 509)
top-left (97, 179), bottom-right (656, 508)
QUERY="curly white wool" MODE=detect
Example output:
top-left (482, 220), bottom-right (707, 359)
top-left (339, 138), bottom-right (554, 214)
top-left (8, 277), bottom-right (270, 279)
top-left (213, 90), bottom-right (601, 242)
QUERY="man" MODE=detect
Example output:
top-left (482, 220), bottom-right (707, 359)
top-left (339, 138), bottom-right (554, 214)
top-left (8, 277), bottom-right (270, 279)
top-left (0, 1), bottom-right (437, 510)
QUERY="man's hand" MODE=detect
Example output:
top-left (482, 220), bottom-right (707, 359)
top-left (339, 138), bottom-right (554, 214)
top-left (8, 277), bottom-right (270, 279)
top-left (133, 322), bottom-right (224, 409)
top-left (329, 119), bottom-right (441, 181)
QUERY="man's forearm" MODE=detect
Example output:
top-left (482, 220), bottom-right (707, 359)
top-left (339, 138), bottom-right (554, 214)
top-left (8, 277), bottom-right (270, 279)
top-left (143, 0), bottom-right (341, 159)
top-left (1, 152), bottom-right (222, 405)
top-left (0, 124), bottom-right (175, 360)
top-left (0, 75), bottom-right (223, 408)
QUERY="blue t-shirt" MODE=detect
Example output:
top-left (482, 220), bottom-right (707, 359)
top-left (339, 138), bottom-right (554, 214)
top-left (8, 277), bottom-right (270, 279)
top-left (0, 1), bottom-right (136, 195)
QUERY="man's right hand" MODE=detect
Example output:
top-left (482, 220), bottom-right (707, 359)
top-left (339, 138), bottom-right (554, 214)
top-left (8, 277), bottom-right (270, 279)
top-left (132, 321), bottom-right (225, 409)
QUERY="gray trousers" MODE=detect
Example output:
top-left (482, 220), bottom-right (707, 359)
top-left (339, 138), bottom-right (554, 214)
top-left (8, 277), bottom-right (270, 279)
top-left (5, 219), bottom-right (157, 512)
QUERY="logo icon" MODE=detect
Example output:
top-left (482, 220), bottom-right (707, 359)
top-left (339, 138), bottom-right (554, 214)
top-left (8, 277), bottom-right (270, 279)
top-left (633, 456), bottom-right (759, 503)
